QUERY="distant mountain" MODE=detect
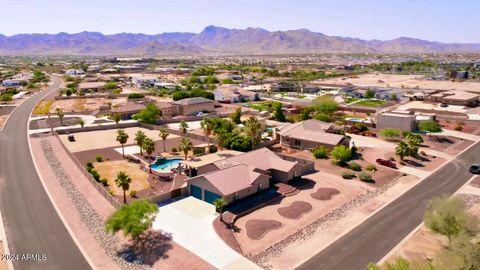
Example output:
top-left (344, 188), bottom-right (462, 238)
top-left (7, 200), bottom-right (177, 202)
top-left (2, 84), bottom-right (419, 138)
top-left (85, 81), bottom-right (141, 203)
top-left (1, 26), bottom-right (480, 55)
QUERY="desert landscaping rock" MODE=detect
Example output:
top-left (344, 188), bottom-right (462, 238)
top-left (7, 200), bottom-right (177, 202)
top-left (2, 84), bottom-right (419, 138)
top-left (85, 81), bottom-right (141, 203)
top-left (277, 201), bottom-right (312, 219)
top-left (40, 139), bottom-right (148, 270)
top-left (245, 219), bottom-right (283, 240)
top-left (310, 188), bottom-right (340, 200)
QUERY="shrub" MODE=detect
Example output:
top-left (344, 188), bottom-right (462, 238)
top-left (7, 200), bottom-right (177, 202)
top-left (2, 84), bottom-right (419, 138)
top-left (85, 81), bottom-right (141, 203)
top-left (359, 172), bottom-right (375, 183)
top-left (108, 190), bottom-right (114, 196)
top-left (86, 161), bottom-right (93, 168)
top-left (380, 128), bottom-right (401, 140)
top-left (348, 162), bottom-right (362, 171)
top-left (314, 113), bottom-right (332, 122)
top-left (454, 124), bottom-right (463, 131)
top-left (402, 130), bottom-right (412, 138)
top-left (366, 164), bottom-right (377, 172)
top-left (330, 145), bottom-right (352, 163)
top-left (65, 89), bottom-right (73, 96)
top-left (86, 166), bottom-right (93, 173)
top-left (128, 93), bottom-right (144, 99)
top-left (171, 147), bottom-right (177, 153)
top-left (90, 169), bottom-right (100, 181)
top-left (193, 148), bottom-right (204, 156)
top-left (420, 151), bottom-right (427, 156)
top-left (208, 145), bottom-right (218, 153)
top-left (342, 171), bottom-right (356, 179)
top-left (100, 178), bottom-right (109, 186)
top-left (95, 155), bottom-right (104, 162)
top-left (129, 190), bottom-right (137, 198)
top-left (312, 146), bottom-right (329, 159)
top-left (389, 156), bottom-right (395, 161)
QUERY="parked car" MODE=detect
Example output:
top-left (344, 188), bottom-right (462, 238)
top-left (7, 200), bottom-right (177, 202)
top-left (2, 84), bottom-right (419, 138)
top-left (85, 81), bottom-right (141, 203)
top-left (470, 164), bottom-right (480, 174)
top-left (440, 103), bottom-right (448, 108)
top-left (376, 158), bottom-right (397, 169)
top-left (67, 134), bottom-right (75, 142)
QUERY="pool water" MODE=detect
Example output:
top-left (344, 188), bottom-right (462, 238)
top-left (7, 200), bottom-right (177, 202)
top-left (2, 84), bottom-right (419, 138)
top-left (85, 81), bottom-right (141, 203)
top-left (150, 158), bottom-right (182, 170)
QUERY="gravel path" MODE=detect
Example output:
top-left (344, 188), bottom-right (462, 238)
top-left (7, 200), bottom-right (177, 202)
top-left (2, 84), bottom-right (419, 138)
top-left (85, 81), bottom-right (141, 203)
top-left (41, 139), bottom-right (148, 270)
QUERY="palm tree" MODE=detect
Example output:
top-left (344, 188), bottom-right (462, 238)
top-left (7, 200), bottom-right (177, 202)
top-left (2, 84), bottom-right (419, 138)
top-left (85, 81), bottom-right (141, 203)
top-left (213, 198), bottom-right (227, 222)
top-left (158, 128), bottom-right (169, 153)
top-left (178, 137), bottom-right (193, 161)
top-left (116, 129), bottom-right (129, 158)
top-left (245, 116), bottom-right (261, 149)
top-left (115, 171), bottom-right (131, 204)
top-left (56, 108), bottom-right (64, 126)
top-left (142, 137), bottom-right (155, 173)
top-left (78, 119), bottom-right (85, 128)
top-left (134, 130), bottom-right (146, 155)
top-left (112, 113), bottom-right (121, 125)
top-left (200, 117), bottom-right (214, 149)
top-left (179, 120), bottom-right (189, 136)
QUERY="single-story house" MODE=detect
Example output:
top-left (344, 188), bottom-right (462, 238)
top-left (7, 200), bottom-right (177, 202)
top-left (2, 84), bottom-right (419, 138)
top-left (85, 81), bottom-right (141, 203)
top-left (214, 85), bottom-right (259, 103)
top-left (181, 150), bottom-right (243, 176)
top-left (131, 75), bottom-right (159, 88)
top-left (277, 119), bottom-right (349, 150)
top-left (110, 102), bottom-right (146, 120)
top-left (78, 82), bottom-right (106, 93)
top-left (155, 102), bottom-right (175, 118)
top-left (187, 164), bottom-right (270, 204)
top-left (376, 110), bottom-right (436, 132)
top-left (427, 91), bottom-right (479, 106)
top-left (173, 97), bottom-right (215, 116)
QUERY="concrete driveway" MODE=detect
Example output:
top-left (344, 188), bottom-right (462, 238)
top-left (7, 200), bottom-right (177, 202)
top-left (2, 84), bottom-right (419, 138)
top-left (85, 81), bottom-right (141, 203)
top-left (152, 197), bottom-right (260, 270)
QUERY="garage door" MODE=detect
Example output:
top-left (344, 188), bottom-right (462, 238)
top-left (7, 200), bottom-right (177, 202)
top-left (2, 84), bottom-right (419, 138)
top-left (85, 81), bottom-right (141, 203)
top-left (204, 190), bottom-right (222, 204)
top-left (190, 185), bottom-right (202, 200)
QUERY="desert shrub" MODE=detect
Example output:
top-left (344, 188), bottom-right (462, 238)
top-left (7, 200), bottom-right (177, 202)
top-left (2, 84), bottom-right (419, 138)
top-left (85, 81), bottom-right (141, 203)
top-left (348, 162), bottom-right (362, 171)
top-left (389, 156), bottom-right (395, 161)
top-left (402, 130), bottom-right (412, 138)
top-left (90, 169), bottom-right (100, 181)
top-left (128, 93), bottom-right (144, 99)
top-left (86, 161), bottom-right (93, 168)
top-left (86, 166), bottom-right (93, 173)
top-left (312, 146), bottom-right (329, 159)
top-left (100, 178), bottom-right (109, 186)
top-left (420, 151), bottom-right (427, 156)
top-left (359, 172), bottom-right (375, 183)
top-left (171, 147), bottom-right (178, 153)
top-left (454, 124), bottom-right (463, 131)
top-left (65, 89), bottom-right (73, 96)
top-left (342, 171), bottom-right (356, 179)
top-left (209, 145), bottom-right (218, 153)
top-left (96, 155), bottom-right (104, 162)
top-left (129, 190), bottom-right (137, 198)
top-left (366, 164), bottom-right (377, 172)
top-left (193, 148), bottom-right (204, 156)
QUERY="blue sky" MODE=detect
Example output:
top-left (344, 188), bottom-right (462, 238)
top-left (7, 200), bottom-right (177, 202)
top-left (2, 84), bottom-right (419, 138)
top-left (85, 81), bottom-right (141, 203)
top-left (2, 0), bottom-right (479, 43)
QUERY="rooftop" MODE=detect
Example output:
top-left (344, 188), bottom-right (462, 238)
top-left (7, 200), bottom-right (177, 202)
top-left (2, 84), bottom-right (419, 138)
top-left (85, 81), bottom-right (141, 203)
top-left (78, 81), bottom-right (106, 89)
top-left (173, 97), bottom-right (214, 106)
top-left (181, 150), bottom-right (243, 168)
top-left (277, 119), bottom-right (345, 145)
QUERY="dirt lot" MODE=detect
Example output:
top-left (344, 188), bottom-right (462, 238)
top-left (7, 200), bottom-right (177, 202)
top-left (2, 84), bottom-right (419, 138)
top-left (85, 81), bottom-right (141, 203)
top-left (52, 97), bottom-right (127, 113)
top-left (233, 171), bottom-right (365, 255)
top-left (319, 73), bottom-right (480, 93)
top-left (0, 106), bottom-right (16, 129)
top-left (93, 160), bottom-right (150, 196)
top-left (29, 116), bottom-right (81, 129)
top-left (59, 127), bottom-right (178, 153)
top-left (420, 135), bottom-right (474, 155)
top-left (439, 119), bottom-right (480, 136)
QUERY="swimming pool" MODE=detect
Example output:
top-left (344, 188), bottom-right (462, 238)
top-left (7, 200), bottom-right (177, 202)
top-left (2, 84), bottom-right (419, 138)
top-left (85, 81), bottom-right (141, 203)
top-left (150, 158), bottom-right (182, 171)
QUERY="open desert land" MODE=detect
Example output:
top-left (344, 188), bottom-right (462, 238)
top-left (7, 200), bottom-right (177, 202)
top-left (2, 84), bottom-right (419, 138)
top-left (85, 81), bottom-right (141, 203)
top-left (318, 73), bottom-right (480, 93)
top-left (51, 97), bottom-right (128, 113)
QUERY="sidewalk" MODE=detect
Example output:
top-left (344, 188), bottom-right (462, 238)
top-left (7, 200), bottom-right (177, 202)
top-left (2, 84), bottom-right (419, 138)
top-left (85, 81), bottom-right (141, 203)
top-left (0, 208), bottom-right (10, 270)
top-left (30, 135), bottom-right (215, 270)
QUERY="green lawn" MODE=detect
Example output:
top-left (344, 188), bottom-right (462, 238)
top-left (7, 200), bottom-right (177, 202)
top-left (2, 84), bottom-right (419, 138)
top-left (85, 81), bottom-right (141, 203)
top-left (248, 101), bottom-right (276, 111)
top-left (354, 99), bottom-right (385, 108)
top-left (345, 97), bottom-right (360, 104)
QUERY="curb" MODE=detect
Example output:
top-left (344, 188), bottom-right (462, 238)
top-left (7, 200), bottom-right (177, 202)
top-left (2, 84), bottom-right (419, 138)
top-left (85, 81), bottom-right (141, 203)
top-left (26, 77), bottom-right (96, 269)
top-left (0, 207), bottom-right (14, 270)
top-left (292, 140), bottom-right (480, 269)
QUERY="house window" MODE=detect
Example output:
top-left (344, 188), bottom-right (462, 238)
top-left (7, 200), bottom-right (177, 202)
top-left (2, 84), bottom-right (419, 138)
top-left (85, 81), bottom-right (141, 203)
top-left (295, 140), bottom-right (301, 146)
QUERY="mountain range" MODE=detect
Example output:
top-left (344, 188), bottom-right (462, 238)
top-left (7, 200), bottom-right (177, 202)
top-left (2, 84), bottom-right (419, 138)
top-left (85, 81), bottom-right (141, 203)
top-left (1, 25), bottom-right (480, 56)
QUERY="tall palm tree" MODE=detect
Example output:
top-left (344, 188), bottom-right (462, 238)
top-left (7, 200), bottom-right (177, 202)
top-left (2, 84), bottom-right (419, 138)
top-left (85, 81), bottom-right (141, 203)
top-left (179, 120), bottom-right (189, 136)
top-left (200, 117), bottom-right (214, 149)
top-left (142, 137), bottom-right (155, 173)
top-left (56, 108), bottom-right (64, 126)
top-left (178, 137), bottom-right (193, 161)
top-left (134, 130), bottom-right (146, 155)
top-left (116, 129), bottom-right (129, 158)
top-left (245, 116), bottom-right (261, 149)
top-left (115, 171), bottom-right (131, 204)
top-left (158, 128), bottom-right (169, 153)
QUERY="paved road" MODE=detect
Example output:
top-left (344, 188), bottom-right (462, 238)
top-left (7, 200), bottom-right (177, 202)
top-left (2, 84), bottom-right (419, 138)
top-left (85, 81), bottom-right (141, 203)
top-left (0, 77), bottom-right (91, 270)
top-left (297, 142), bottom-right (480, 270)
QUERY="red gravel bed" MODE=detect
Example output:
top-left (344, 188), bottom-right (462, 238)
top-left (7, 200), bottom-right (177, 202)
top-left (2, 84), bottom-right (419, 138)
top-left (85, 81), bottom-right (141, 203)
top-left (469, 177), bottom-right (480, 188)
top-left (212, 217), bottom-right (243, 255)
top-left (310, 187), bottom-right (340, 200)
top-left (277, 201), bottom-right (312, 219)
top-left (245, 219), bottom-right (282, 240)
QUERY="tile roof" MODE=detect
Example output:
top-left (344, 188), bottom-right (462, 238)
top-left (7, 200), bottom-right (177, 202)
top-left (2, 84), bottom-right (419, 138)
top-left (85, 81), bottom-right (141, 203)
top-left (189, 164), bottom-right (267, 196)
top-left (173, 97), bottom-right (213, 106)
top-left (277, 119), bottom-right (345, 145)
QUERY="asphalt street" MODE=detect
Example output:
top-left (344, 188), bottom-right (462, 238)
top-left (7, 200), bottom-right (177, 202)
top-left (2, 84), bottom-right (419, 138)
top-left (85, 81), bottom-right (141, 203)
top-left (297, 141), bottom-right (480, 270)
top-left (0, 77), bottom-right (91, 270)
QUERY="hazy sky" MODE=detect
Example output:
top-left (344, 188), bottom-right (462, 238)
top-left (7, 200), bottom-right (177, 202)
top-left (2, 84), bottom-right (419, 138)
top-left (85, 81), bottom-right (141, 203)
top-left (2, 0), bottom-right (479, 43)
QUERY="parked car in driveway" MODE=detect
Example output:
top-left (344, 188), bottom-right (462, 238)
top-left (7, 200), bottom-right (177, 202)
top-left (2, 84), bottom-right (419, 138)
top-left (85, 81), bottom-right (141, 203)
top-left (376, 158), bottom-right (397, 169)
top-left (470, 164), bottom-right (480, 174)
